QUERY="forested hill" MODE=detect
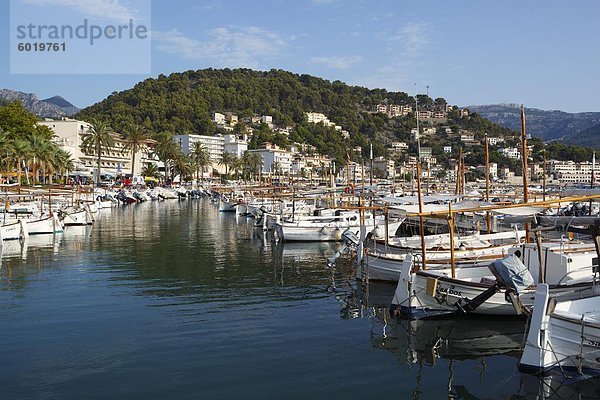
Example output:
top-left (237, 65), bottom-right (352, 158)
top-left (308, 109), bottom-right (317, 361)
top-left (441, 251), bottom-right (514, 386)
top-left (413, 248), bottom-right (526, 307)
top-left (78, 68), bottom-right (417, 133)
top-left (77, 68), bottom-right (516, 163)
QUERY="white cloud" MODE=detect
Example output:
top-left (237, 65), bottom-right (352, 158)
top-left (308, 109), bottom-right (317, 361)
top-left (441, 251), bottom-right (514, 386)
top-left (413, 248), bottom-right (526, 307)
top-left (21, 0), bottom-right (139, 23)
top-left (388, 22), bottom-right (430, 58)
top-left (311, 55), bottom-right (362, 69)
top-left (153, 27), bottom-right (287, 68)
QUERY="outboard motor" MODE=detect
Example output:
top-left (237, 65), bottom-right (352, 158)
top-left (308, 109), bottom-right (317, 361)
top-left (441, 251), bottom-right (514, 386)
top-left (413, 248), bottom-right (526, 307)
top-left (454, 254), bottom-right (534, 315)
top-left (116, 190), bottom-right (128, 204)
top-left (133, 192), bottom-right (143, 202)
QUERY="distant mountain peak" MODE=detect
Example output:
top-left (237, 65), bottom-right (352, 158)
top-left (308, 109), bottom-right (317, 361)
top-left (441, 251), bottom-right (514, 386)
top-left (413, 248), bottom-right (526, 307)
top-left (0, 89), bottom-right (80, 118)
top-left (468, 104), bottom-right (600, 143)
top-left (42, 95), bottom-right (77, 109)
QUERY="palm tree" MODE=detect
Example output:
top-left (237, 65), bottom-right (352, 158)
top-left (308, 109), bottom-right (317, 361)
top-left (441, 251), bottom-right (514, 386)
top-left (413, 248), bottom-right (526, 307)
top-left (153, 133), bottom-right (181, 183)
top-left (242, 152), bottom-right (263, 181)
top-left (173, 154), bottom-right (194, 183)
top-left (28, 133), bottom-right (53, 184)
top-left (0, 128), bottom-right (11, 180)
top-left (81, 119), bottom-right (115, 187)
top-left (51, 148), bottom-right (74, 184)
top-left (122, 123), bottom-right (150, 176)
top-left (231, 156), bottom-right (243, 180)
top-left (190, 142), bottom-right (210, 182)
top-left (141, 163), bottom-right (160, 179)
top-left (219, 151), bottom-right (235, 178)
top-left (12, 138), bottom-right (31, 185)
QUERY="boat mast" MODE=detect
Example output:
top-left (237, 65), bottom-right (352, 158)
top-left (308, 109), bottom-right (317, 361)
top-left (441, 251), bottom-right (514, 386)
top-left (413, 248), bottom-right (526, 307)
top-left (520, 104), bottom-right (530, 243)
top-left (542, 149), bottom-right (546, 202)
top-left (485, 133), bottom-right (491, 233)
top-left (416, 162), bottom-right (427, 270)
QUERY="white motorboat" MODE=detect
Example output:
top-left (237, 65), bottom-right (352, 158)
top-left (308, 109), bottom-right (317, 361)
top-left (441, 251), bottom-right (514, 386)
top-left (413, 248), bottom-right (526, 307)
top-left (519, 283), bottom-right (600, 375)
top-left (275, 212), bottom-right (403, 242)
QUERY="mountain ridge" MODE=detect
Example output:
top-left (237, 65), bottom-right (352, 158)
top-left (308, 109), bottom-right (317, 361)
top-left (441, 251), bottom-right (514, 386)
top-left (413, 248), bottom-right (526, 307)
top-left (0, 89), bottom-right (80, 118)
top-left (467, 103), bottom-right (600, 144)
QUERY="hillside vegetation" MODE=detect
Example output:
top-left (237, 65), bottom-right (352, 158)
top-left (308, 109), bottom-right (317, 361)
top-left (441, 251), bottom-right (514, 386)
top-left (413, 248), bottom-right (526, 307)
top-left (77, 68), bottom-right (593, 165)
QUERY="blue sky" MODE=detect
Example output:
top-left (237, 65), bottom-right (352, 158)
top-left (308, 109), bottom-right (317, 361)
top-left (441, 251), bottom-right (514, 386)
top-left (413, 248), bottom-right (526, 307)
top-left (1, 0), bottom-right (599, 112)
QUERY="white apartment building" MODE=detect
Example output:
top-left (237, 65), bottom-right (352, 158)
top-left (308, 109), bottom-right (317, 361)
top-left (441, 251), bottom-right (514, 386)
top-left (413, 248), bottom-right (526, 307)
top-left (260, 115), bottom-right (274, 129)
top-left (246, 144), bottom-right (292, 174)
top-left (443, 146), bottom-right (452, 153)
top-left (173, 134), bottom-right (224, 162)
top-left (212, 112), bottom-right (226, 125)
top-left (548, 160), bottom-right (600, 183)
top-left (500, 147), bottom-right (521, 160)
top-left (38, 118), bottom-right (150, 177)
top-left (223, 134), bottom-right (248, 158)
top-left (374, 104), bottom-right (412, 117)
top-left (460, 133), bottom-right (475, 142)
top-left (340, 162), bottom-right (365, 183)
top-left (488, 137), bottom-right (500, 146)
top-left (306, 112), bottom-right (331, 125)
top-left (391, 142), bottom-right (408, 151)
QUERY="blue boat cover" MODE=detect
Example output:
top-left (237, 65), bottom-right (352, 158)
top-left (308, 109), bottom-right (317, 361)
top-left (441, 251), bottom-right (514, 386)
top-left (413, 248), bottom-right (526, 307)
top-left (489, 254), bottom-right (534, 293)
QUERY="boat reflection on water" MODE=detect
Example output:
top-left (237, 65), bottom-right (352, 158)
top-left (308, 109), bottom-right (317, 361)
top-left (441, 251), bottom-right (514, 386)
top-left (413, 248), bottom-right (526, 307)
top-left (392, 316), bottom-right (525, 365)
top-left (277, 241), bottom-right (341, 261)
top-left (338, 281), bottom-right (397, 319)
top-left (519, 373), bottom-right (600, 399)
top-left (339, 281), bottom-right (600, 398)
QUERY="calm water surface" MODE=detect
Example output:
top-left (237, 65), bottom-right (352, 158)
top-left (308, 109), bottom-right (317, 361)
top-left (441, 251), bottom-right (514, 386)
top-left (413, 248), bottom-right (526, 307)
top-left (1, 200), bottom-right (599, 399)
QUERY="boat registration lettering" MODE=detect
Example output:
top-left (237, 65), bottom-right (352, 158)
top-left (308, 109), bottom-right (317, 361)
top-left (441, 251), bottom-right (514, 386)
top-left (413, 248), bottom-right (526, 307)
top-left (436, 285), bottom-right (462, 297)
top-left (584, 338), bottom-right (600, 348)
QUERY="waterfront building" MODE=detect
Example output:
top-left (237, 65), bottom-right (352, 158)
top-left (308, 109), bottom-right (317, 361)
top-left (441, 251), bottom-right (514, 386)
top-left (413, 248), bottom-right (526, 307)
top-left (173, 134), bottom-right (224, 164)
top-left (38, 117), bottom-right (153, 177)
top-left (223, 134), bottom-right (248, 158)
top-left (547, 160), bottom-right (600, 183)
top-left (246, 143), bottom-right (292, 175)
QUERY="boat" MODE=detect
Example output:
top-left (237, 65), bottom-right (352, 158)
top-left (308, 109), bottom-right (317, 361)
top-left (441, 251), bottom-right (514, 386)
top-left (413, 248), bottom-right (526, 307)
top-left (360, 241), bottom-right (520, 282)
top-left (390, 242), bottom-right (600, 318)
top-left (519, 283), bottom-right (600, 375)
top-left (60, 207), bottom-right (93, 226)
top-left (25, 214), bottom-right (63, 234)
top-left (275, 211), bottom-right (403, 242)
top-left (1, 219), bottom-right (28, 240)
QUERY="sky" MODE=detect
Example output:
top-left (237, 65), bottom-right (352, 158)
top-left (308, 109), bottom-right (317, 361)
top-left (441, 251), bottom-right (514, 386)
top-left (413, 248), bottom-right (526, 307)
top-left (1, 0), bottom-right (599, 112)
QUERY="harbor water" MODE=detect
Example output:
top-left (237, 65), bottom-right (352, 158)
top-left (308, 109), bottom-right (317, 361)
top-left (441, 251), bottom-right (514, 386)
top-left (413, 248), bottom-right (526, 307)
top-left (1, 199), bottom-right (599, 399)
